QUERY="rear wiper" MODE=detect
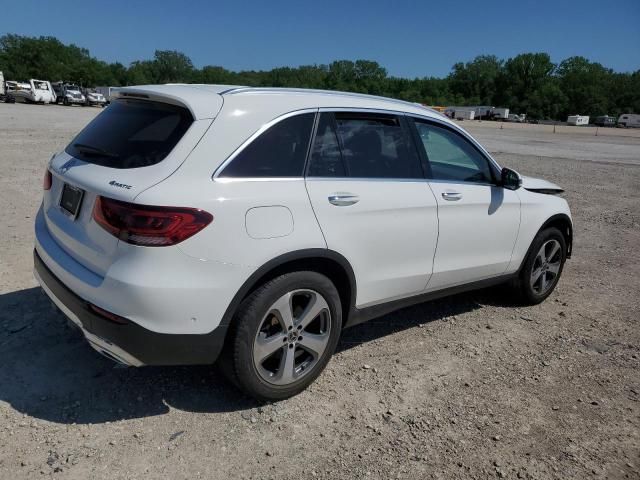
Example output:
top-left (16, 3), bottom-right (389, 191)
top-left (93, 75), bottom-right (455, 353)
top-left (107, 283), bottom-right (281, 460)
top-left (73, 143), bottom-right (119, 158)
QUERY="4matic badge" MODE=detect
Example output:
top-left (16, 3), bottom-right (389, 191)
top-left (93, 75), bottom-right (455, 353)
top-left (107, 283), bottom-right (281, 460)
top-left (109, 180), bottom-right (132, 190)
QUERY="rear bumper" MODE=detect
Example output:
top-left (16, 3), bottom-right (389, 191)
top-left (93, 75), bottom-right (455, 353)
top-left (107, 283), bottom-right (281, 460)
top-left (34, 250), bottom-right (228, 366)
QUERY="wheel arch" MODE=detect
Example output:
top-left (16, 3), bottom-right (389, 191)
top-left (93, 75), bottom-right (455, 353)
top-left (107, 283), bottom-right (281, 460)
top-left (218, 249), bottom-right (357, 333)
top-left (540, 213), bottom-right (573, 259)
top-left (517, 213), bottom-right (573, 274)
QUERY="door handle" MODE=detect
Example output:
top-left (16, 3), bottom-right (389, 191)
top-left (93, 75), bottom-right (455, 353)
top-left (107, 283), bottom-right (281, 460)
top-left (328, 194), bottom-right (359, 206)
top-left (442, 191), bottom-right (462, 201)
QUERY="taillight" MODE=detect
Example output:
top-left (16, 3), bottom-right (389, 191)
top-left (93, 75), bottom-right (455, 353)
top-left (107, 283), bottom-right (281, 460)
top-left (92, 196), bottom-right (213, 247)
top-left (43, 168), bottom-right (52, 190)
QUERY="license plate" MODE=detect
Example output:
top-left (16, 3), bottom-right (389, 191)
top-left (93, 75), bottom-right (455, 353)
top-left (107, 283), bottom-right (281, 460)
top-left (60, 183), bottom-right (84, 218)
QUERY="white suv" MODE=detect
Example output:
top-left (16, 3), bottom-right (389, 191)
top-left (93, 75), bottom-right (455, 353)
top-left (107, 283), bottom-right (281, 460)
top-left (34, 85), bottom-right (572, 400)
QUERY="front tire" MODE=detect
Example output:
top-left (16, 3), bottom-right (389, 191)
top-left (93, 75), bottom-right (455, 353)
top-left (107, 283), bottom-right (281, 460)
top-left (225, 271), bottom-right (342, 401)
top-left (514, 227), bottom-right (567, 305)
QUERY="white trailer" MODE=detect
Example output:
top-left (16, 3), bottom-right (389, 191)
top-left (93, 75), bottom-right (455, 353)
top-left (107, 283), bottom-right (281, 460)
top-left (0, 71), bottom-right (4, 97)
top-left (567, 115), bottom-right (589, 126)
top-left (617, 114), bottom-right (640, 128)
top-left (492, 108), bottom-right (509, 120)
top-left (454, 109), bottom-right (475, 120)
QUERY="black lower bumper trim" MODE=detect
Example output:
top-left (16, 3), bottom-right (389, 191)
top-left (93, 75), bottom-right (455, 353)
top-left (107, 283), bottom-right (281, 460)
top-left (34, 249), bottom-right (228, 366)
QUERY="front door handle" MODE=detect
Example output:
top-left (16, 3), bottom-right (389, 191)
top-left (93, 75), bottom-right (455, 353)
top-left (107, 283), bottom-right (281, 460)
top-left (328, 194), bottom-right (359, 206)
top-left (441, 191), bottom-right (462, 201)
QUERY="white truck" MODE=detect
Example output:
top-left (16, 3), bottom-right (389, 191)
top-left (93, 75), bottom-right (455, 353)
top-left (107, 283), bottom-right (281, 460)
top-left (2, 79), bottom-right (56, 104)
top-left (454, 109), bottom-right (475, 120)
top-left (567, 115), bottom-right (589, 126)
top-left (617, 114), bottom-right (640, 128)
top-left (95, 86), bottom-right (117, 104)
top-left (492, 108), bottom-right (510, 120)
top-left (0, 71), bottom-right (4, 98)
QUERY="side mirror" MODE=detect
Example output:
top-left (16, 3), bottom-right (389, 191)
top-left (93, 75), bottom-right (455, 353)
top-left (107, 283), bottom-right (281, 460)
top-left (501, 167), bottom-right (522, 190)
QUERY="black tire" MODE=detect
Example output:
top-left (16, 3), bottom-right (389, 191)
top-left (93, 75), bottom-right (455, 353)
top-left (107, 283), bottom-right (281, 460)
top-left (223, 271), bottom-right (342, 401)
top-left (513, 227), bottom-right (567, 305)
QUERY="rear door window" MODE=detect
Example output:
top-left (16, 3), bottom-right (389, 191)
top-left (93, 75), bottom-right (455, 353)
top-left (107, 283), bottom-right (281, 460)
top-left (65, 99), bottom-right (193, 169)
top-left (308, 112), bottom-right (422, 179)
top-left (220, 113), bottom-right (315, 177)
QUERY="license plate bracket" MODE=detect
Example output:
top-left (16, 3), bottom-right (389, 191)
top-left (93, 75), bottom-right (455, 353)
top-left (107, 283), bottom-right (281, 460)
top-left (59, 183), bottom-right (84, 219)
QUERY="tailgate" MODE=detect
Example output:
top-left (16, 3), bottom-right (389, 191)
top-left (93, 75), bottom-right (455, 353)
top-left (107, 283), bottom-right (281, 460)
top-left (43, 97), bottom-right (217, 276)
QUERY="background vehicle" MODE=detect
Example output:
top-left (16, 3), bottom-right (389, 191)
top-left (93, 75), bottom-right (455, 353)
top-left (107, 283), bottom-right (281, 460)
top-left (594, 115), bottom-right (616, 127)
top-left (34, 85), bottom-right (573, 400)
top-left (567, 115), bottom-right (589, 126)
top-left (95, 86), bottom-right (117, 104)
top-left (454, 109), bottom-right (475, 120)
top-left (4, 79), bottom-right (56, 104)
top-left (82, 88), bottom-right (107, 107)
top-left (617, 113), bottom-right (640, 128)
top-left (52, 82), bottom-right (86, 106)
top-left (491, 107), bottom-right (510, 120)
top-left (508, 113), bottom-right (526, 122)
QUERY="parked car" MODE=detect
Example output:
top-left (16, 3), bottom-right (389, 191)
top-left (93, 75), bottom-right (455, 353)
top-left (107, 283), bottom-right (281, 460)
top-left (82, 88), bottom-right (107, 107)
top-left (52, 82), bottom-right (86, 106)
top-left (617, 113), bottom-right (640, 128)
top-left (34, 85), bottom-right (573, 400)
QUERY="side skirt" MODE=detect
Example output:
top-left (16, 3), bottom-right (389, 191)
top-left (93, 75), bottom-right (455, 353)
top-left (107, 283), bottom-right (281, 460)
top-left (344, 273), bottom-right (516, 328)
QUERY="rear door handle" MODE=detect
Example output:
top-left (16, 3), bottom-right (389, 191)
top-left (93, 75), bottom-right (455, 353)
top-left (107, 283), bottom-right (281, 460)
top-left (441, 191), bottom-right (462, 201)
top-left (328, 194), bottom-right (359, 206)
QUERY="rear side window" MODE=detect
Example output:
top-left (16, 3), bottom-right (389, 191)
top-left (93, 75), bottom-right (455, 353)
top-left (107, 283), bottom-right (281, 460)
top-left (308, 112), bottom-right (422, 179)
top-left (66, 99), bottom-right (193, 169)
top-left (221, 113), bottom-right (315, 177)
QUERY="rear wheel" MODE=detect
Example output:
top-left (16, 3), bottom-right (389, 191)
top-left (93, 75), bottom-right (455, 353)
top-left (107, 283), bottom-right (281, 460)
top-left (225, 271), bottom-right (342, 401)
top-left (514, 227), bottom-right (566, 305)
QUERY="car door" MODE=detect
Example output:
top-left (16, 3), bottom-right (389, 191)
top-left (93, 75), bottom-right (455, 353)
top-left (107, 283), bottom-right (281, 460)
top-left (305, 111), bottom-right (439, 308)
top-left (409, 117), bottom-right (521, 290)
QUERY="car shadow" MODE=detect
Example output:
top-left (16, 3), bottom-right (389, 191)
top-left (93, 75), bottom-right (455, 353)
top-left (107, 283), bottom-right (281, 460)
top-left (0, 284), bottom-right (513, 424)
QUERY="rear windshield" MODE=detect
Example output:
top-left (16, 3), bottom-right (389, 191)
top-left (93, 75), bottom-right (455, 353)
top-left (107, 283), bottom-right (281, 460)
top-left (65, 99), bottom-right (193, 169)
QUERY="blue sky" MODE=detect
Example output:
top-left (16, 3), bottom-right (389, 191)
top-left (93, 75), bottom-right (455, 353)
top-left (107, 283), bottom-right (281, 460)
top-left (1, 0), bottom-right (638, 78)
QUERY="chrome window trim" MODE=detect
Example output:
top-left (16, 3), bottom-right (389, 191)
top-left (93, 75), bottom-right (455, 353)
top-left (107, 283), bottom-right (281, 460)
top-left (212, 108), bottom-right (318, 181)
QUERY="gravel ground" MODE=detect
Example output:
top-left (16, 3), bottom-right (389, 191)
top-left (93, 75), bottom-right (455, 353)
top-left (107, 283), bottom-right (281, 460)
top-left (0, 103), bottom-right (639, 480)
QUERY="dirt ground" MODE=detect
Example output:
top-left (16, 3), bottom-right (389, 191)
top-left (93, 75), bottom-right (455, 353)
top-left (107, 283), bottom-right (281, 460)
top-left (0, 103), bottom-right (639, 480)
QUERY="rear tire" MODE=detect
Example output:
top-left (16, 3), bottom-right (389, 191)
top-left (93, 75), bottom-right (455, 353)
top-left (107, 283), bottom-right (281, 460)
top-left (223, 271), bottom-right (342, 401)
top-left (513, 227), bottom-right (566, 305)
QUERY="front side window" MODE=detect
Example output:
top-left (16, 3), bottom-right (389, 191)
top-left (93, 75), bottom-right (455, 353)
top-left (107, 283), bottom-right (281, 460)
top-left (413, 120), bottom-right (494, 184)
top-left (308, 112), bottom-right (422, 179)
top-left (221, 113), bottom-right (315, 177)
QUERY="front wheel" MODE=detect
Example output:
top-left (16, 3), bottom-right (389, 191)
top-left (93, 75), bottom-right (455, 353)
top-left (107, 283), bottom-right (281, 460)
top-left (514, 227), bottom-right (567, 305)
top-left (224, 271), bottom-right (342, 401)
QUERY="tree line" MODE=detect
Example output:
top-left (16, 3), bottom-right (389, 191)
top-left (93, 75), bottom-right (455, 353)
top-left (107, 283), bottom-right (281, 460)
top-left (1, 34), bottom-right (638, 120)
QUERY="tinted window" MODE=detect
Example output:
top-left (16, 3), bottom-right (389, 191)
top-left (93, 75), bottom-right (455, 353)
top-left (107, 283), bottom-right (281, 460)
top-left (413, 120), bottom-right (493, 184)
top-left (332, 112), bottom-right (422, 179)
top-left (221, 113), bottom-right (314, 177)
top-left (308, 113), bottom-right (345, 177)
top-left (66, 99), bottom-right (193, 169)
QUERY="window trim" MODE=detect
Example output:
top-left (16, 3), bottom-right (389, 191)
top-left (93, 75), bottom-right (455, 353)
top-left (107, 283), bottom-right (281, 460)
top-left (306, 109), bottom-right (427, 181)
top-left (212, 108), bottom-right (318, 181)
top-left (407, 114), bottom-right (502, 185)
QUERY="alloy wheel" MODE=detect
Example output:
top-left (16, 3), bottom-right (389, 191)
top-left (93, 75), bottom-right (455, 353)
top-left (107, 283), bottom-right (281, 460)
top-left (530, 239), bottom-right (562, 295)
top-left (253, 289), bottom-right (331, 386)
